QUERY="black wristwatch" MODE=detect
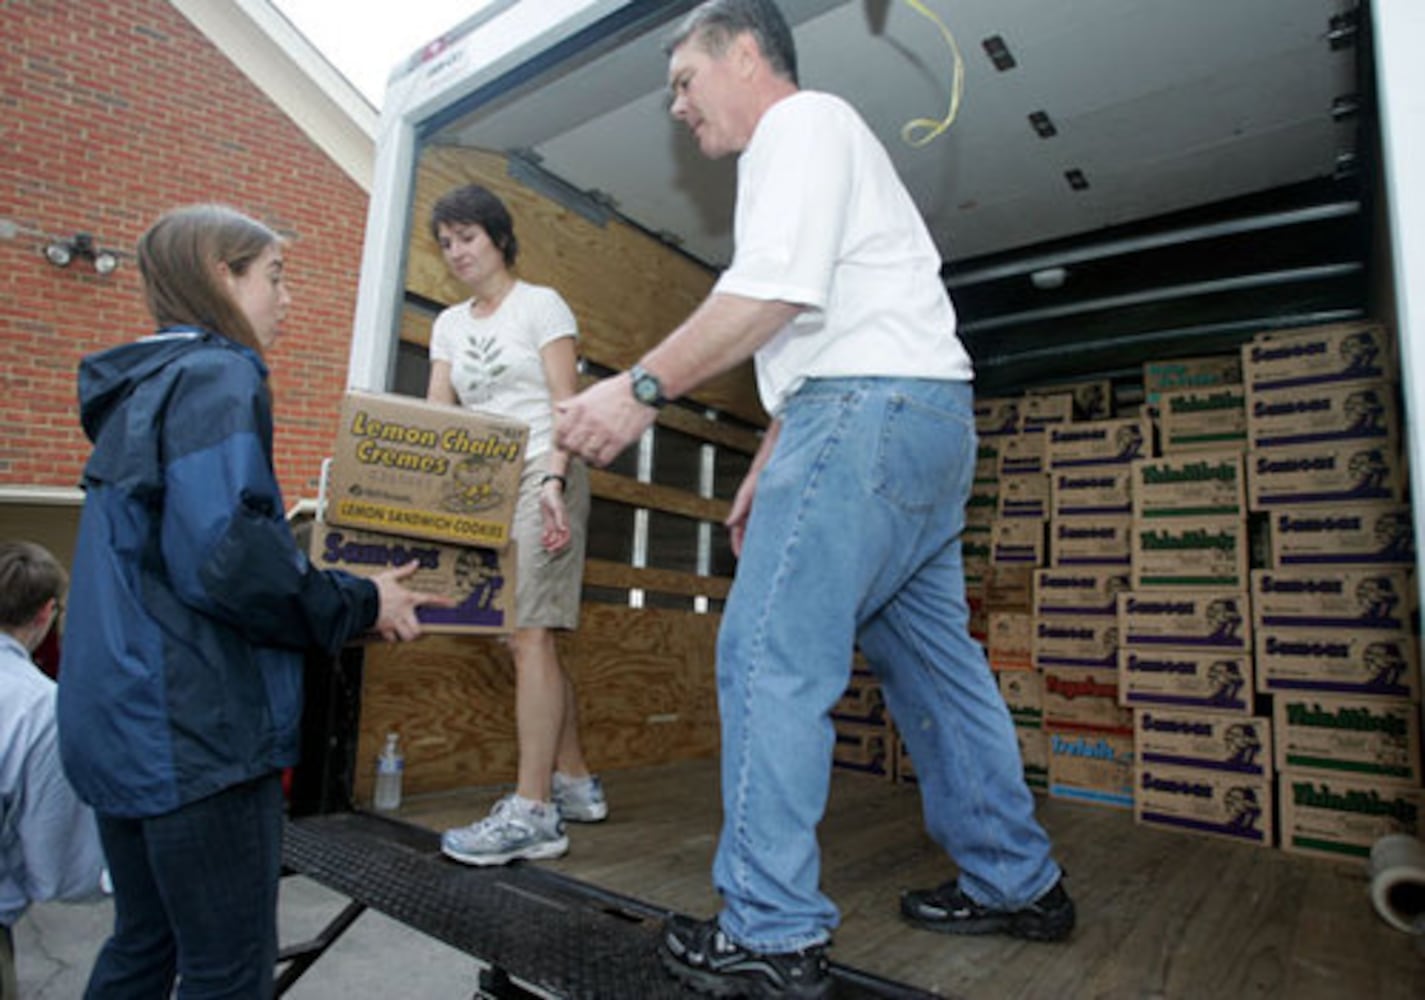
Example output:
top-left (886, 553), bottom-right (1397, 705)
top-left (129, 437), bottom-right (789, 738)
top-left (629, 363), bottom-right (668, 409)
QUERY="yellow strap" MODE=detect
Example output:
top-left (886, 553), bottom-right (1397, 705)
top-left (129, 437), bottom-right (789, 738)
top-left (897, 0), bottom-right (965, 147)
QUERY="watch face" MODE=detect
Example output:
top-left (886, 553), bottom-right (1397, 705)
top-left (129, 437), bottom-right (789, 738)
top-left (633, 370), bottom-right (662, 405)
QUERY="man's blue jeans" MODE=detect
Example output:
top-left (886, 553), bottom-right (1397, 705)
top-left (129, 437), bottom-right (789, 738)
top-left (713, 377), bottom-right (1060, 953)
top-left (85, 772), bottom-right (283, 999)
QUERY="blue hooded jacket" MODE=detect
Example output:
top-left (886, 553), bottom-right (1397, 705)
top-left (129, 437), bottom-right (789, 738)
top-left (58, 328), bottom-right (377, 818)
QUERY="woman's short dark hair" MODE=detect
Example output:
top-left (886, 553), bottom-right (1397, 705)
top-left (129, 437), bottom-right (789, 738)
top-left (0, 540), bottom-right (67, 629)
top-left (136, 204), bottom-right (279, 355)
top-left (429, 185), bottom-right (519, 267)
top-left (664, 0), bottom-right (799, 86)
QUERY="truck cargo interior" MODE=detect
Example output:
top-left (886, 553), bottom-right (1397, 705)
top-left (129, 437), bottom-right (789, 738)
top-left (288, 1), bottom-right (1423, 996)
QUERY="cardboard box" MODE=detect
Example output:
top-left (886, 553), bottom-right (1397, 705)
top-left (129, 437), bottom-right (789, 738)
top-left (1029, 378), bottom-right (1113, 422)
top-left (963, 524), bottom-right (992, 592)
top-left (984, 564), bottom-right (1035, 610)
top-left (894, 736), bottom-right (917, 785)
top-left (1052, 515), bottom-right (1132, 568)
top-left (987, 610), bottom-right (1034, 671)
top-left (1034, 616), bottom-right (1118, 670)
top-left (1117, 590), bottom-right (1250, 652)
top-left (1019, 392), bottom-right (1074, 433)
top-left (1242, 322), bottom-right (1396, 393)
top-left (1246, 380), bottom-right (1398, 450)
top-left (1133, 451), bottom-right (1246, 520)
top-left (1273, 694), bottom-right (1422, 786)
top-left (326, 390), bottom-right (528, 547)
top-left (1042, 666), bottom-right (1132, 732)
top-left (1131, 516), bottom-right (1250, 590)
top-left (1247, 442), bottom-right (1406, 510)
top-left (997, 473), bottom-right (1050, 520)
top-left (968, 595), bottom-right (988, 640)
top-left (999, 670), bottom-right (1044, 727)
top-left (1047, 417), bottom-right (1152, 470)
top-left (1269, 502), bottom-right (1415, 568)
top-left (1278, 772), bottom-right (1423, 862)
top-left (965, 480), bottom-right (999, 526)
top-left (1118, 648), bottom-right (1254, 715)
top-left (1250, 566), bottom-right (1414, 632)
top-left (964, 570), bottom-right (986, 605)
top-left (831, 675), bottom-right (886, 726)
top-left (1143, 353), bottom-right (1242, 408)
top-left (308, 519), bottom-right (515, 634)
top-left (999, 433), bottom-right (1048, 476)
top-left (1156, 386), bottom-right (1248, 453)
top-left (1135, 763), bottom-right (1273, 847)
top-left (973, 440), bottom-right (1001, 483)
top-left (1016, 724), bottom-right (1050, 792)
top-left (1047, 729), bottom-right (1134, 809)
top-left (975, 395), bottom-right (1022, 437)
top-left (1051, 467), bottom-right (1134, 518)
top-left (1254, 626), bottom-right (1419, 701)
top-left (1134, 708), bottom-right (1271, 776)
top-left (1034, 567), bottom-right (1130, 617)
top-left (991, 518), bottom-right (1046, 566)
top-left (832, 721), bottom-right (891, 778)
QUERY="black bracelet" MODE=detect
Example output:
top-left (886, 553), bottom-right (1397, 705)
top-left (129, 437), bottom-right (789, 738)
top-left (540, 473), bottom-right (568, 490)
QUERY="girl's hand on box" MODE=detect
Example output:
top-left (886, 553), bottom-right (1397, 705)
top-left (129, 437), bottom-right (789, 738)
top-left (371, 560), bottom-right (455, 641)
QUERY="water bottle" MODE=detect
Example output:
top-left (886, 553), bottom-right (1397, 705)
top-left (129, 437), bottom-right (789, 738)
top-left (373, 732), bottom-right (404, 811)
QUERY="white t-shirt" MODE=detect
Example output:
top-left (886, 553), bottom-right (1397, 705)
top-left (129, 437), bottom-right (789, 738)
top-left (714, 90), bottom-right (973, 415)
top-left (429, 281), bottom-right (577, 458)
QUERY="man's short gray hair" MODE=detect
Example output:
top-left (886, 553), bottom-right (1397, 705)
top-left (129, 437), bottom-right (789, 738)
top-left (664, 0), bottom-right (799, 85)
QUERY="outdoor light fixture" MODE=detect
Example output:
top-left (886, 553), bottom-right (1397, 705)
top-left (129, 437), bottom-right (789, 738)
top-left (44, 233), bottom-right (120, 275)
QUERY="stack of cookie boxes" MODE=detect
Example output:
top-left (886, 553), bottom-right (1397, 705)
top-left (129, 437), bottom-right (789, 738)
top-left (966, 394), bottom-right (1020, 645)
top-left (953, 381), bottom-right (1111, 794)
top-left (1120, 425), bottom-right (1269, 848)
top-left (1242, 322), bottom-right (1424, 860)
top-left (945, 392), bottom-right (1035, 790)
top-left (987, 389), bottom-right (1064, 792)
top-left (830, 654), bottom-right (894, 781)
top-left (314, 390), bottom-right (528, 636)
top-left (1035, 398), bottom-right (1148, 809)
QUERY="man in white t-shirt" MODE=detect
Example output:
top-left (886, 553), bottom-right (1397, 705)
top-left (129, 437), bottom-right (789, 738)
top-left (556, 3), bottom-right (1073, 994)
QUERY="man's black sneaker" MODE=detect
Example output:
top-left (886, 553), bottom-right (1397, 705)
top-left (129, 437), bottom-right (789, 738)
top-left (659, 914), bottom-right (832, 998)
top-left (900, 877), bottom-right (1075, 942)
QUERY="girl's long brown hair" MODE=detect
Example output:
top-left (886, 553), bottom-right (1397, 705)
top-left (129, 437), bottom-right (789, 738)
top-left (136, 204), bottom-right (279, 355)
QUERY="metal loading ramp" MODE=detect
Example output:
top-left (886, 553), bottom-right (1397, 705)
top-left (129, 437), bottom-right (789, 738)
top-left (280, 812), bottom-right (941, 999)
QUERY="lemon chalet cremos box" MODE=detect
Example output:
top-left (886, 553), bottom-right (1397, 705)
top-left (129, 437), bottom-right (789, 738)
top-left (327, 391), bottom-right (528, 547)
top-left (310, 520), bottom-right (516, 635)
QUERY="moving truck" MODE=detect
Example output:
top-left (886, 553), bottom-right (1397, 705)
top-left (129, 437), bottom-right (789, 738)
top-left (287, 2), bottom-right (1425, 994)
top-left (341, 0), bottom-right (1425, 805)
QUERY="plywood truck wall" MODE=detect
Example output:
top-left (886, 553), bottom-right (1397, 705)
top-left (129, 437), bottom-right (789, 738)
top-left (353, 145), bottom-right (764, 800)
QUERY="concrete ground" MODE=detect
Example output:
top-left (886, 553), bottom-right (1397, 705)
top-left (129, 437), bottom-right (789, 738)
top-left (12, 874), bottom-right (534, 998)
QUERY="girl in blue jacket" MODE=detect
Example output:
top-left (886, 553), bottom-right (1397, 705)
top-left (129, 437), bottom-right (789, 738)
top-left (58, 204), bottom-right (446, 998)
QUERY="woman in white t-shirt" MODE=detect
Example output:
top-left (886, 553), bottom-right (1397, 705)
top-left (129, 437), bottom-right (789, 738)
top-left (425, 184), bottom-right (606, 866)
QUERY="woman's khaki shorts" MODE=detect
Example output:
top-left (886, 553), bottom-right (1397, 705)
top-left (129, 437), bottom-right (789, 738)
top-left (510, 457), bottom-right (589, 630)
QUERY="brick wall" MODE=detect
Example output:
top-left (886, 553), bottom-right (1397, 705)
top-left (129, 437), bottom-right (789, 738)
top-left (1, 0), bottom-right (368, 500)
